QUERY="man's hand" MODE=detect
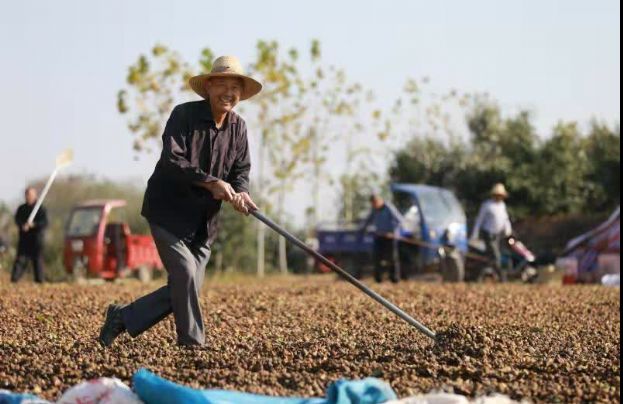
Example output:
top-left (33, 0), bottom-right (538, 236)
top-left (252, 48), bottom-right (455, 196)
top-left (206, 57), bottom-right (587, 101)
top-left (231, 192), bottom-right (258, 215)
top-left (21, 223), bottom-right (32, 232)
top-left (201, 180), bottom-right (236, 202)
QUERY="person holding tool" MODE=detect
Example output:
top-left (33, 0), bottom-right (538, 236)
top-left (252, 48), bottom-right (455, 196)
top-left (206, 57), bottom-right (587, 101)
top-left (360, 193), bottom-right (404, 283)
top-left (11, 187), bottom-right (48, 283)
top-left (471, 183), bottom-right (513, 282)
top-left (99, 56), bottom-right (261, 347)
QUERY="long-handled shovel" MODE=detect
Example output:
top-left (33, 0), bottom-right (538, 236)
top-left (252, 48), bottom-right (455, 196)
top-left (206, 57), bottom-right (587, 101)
top-left (26, 149), bottom-right (74, 226)
top-left (249, 209), bottom-right (437, 341)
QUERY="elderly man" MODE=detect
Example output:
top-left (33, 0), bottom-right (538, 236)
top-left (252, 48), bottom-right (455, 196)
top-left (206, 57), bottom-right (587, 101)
top-left (471, 183), bottom-right (512, 282)
top-left (99, 56), bottom-right (261, 347)
top-left (360, 193), bottom-right (403, 283)
top-left (11, 187), bottom-right (48, 283)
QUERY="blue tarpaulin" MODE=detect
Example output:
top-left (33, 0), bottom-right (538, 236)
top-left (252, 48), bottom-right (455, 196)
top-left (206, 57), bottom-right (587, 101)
top-left (132, 368), bottom-right (397, 404)
top-left (0, 390), bottom-right (49, 404)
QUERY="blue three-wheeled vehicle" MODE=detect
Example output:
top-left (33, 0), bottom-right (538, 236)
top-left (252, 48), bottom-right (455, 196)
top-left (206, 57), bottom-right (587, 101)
top-left (315, 183), bottom-right (468, 282)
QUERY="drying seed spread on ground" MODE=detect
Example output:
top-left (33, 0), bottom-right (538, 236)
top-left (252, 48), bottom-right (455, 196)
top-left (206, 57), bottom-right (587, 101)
top-left (0, 277), bottom-right (619, 403)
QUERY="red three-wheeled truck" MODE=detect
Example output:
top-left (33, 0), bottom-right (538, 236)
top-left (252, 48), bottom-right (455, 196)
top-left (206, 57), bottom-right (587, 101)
top-left (63, 200), bottom-right (163, 282)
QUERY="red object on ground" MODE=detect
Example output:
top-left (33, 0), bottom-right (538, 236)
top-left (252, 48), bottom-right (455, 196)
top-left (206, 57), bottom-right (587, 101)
top-left (63, 200), bottom-right (163, 280)
top-left (562, 207), bottom-right (620, 283)
top-left (316, 256), bottom-right (336, 273)
top-left (562, 274), bottom-right (577, 285)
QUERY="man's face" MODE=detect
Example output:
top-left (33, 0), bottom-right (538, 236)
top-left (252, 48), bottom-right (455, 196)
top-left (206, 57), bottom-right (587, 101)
top-left (25, 189), bottom-right (37, 205)
top-left (206, 77), bottom-right (243, 114)
top-left (371, 196), bottom-right (384, 210)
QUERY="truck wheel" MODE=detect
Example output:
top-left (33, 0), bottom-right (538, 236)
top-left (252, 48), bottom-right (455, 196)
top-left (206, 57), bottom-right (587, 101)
top-left (478, 267), bottom-right (500, 283)
top-left (521, 265), bottom-right (539, 283)
top-left (440, 249), bottom-right (465, 283)
top-left (137, 265), bottom-right (152, 283)
top-left (116, 265), bottom-right (132, 279)
top-left (72, 260), bottom-right (87, 284)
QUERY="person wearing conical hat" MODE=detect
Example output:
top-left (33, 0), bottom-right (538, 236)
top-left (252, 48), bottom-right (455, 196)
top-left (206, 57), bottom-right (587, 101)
top-left (99, 56), bottom-right (261, 347)
top-left (470, 183), bottom-right (512, 282)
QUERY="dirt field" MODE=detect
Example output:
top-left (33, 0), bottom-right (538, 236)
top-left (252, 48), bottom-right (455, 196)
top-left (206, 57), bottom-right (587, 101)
top-left (0, 276), bottom-right (619, 403)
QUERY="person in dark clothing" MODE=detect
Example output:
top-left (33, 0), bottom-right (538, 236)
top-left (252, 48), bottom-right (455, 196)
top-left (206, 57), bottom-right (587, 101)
top-left (360, 194), bottom-right (403, 283)
top-left (11, 187), bottom-right (48, 283)
top-left (99, 56), bottom-right (261, 348)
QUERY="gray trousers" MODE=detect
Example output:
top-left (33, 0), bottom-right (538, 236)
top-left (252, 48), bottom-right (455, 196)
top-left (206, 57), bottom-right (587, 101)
top-left (121, 223), bottom-right (211, 345)
top-left (480, 229), bottom-right (507, 282)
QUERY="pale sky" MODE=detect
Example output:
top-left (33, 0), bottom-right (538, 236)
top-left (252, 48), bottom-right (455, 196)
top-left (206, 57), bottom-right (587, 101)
top-left (0, 0), bottom-right (619, 225)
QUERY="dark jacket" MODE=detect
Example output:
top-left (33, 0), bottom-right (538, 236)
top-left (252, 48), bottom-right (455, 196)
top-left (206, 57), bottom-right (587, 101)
top-left (141, 100), bottom-right (251, 246)
top-left (15, 203), bottom-right (48, 255)
top-left (361, 201), bottom-right (403, 235)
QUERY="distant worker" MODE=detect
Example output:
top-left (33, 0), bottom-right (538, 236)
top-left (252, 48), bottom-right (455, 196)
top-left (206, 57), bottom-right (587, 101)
top-left (471, 183), bottom-right (512, 282)
top-left (360, 193), bottom-right (403, 283)
top-left (11, 187), bottom-right (48, 283)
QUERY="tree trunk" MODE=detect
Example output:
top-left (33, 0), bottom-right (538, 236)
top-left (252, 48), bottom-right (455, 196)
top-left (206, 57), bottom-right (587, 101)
top-left (279, 236), bottom-right (287, 275)
top-left (257, 127), bottom-right (267, 278)
top-left (311, 127), bottom-right (320, 228)
top-left (344, 134), bottom-right (354, 223)
top-left (215, 250), bottom-right (224, 273)
top-left (277, 183), bottom-right (288, 274)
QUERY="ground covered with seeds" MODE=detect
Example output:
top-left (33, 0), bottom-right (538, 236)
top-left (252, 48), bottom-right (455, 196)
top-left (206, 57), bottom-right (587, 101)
top-left (0, 276), bottom-right (619, 403)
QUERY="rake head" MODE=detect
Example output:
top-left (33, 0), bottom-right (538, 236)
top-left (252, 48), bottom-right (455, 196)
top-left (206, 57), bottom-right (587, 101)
top-left (55, 149), bottom-right (74, 169)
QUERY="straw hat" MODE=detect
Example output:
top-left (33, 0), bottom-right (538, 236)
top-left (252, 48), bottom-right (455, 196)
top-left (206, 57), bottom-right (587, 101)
top-left (189, 56), bottom-right (262, 101)
top-left (491, 183), bottom-right (509, 198)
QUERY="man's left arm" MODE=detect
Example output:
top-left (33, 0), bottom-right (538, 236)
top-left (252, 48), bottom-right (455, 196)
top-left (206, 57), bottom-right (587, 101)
top-left (385, 201), bottom-right (405, 233)
top-left (227, 126), bottom-right (251, 194)
top-left (386, 201), bottom-right (405, 238)
top-left (227, 124), bottom-right (257, 214)
top-left (503, 205), bottom-right (512, 236)
top-left (386, 201), bottom-right (405, 224)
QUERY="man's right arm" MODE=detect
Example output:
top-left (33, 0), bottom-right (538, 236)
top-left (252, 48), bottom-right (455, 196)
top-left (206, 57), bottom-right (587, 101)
top-left (161, 105), bottom-right (219, 186)
top-left (15, 206), bottom-right (29, 232)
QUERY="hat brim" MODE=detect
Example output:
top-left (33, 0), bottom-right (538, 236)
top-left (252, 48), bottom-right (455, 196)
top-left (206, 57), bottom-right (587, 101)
top-left (189, 73), bottom-right (262, 101)
top-left (491, 191), bottom-right (509, 197)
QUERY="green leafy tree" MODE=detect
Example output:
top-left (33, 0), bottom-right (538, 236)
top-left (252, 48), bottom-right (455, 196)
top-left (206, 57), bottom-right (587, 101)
top-left (584, 122), bottom-right (621, 210)
top-left (245, 40), bottom-right (316, 275)
top-left (391, 95), bottom-right (619, 221)
top-left (117, 40), bottom-right (387, 275)
top-left (0, 202), bottom-right (14, 273)
top-left (532, 122), bottom-right (591, 214)
top-left (462, 101), bottom-right (541, 218)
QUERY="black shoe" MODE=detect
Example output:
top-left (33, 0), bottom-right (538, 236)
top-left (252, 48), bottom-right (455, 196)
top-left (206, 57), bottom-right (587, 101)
top-left (98, 304), bottom-right (126, 347)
